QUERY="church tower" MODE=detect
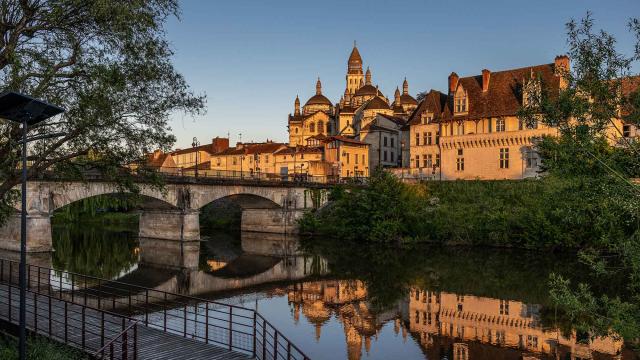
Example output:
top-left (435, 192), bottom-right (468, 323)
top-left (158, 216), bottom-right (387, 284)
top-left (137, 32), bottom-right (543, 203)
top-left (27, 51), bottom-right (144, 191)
top-left (346, 42), bottom-right (364, 95)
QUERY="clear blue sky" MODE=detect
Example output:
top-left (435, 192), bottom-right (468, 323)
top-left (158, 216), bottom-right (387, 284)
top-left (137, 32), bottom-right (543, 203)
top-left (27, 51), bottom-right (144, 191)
top-left (165, 0), bottom-right (640, 148)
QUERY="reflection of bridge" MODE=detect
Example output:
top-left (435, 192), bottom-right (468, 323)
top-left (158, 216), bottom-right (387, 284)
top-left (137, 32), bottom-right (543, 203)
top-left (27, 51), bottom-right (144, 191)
top-left (0, 178), bottom-right (329, 252)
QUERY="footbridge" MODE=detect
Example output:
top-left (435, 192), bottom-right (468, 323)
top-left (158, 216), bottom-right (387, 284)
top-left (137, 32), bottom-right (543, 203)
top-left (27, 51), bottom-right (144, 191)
top-left (0, 177), bottom-right (330, 252)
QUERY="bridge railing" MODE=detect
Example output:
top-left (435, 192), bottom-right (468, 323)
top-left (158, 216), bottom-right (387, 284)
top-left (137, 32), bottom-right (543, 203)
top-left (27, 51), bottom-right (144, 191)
top-left (0, 260), bottom-right (138, 359)
top-left (0, 259), bottom-right (310, 360)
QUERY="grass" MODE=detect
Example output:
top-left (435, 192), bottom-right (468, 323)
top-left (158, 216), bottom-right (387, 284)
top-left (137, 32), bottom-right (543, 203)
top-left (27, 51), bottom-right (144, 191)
top-left (0, 333), bottom-right (88, 360)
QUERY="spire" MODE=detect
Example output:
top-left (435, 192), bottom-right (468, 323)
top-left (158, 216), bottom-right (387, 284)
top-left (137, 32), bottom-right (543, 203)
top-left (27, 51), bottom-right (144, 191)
top-left (348, 41), bottom-right (363, 73)
top-left (403, 77), bottom-right (409, 95)
top-left (294, 95), bottom-right (300, 116)
top-left (365, 67), bottom-right (372, 85)
top-left (394, 87), bottom-right (401, 104)
top-left (316, 77), bottom-right (322, 95)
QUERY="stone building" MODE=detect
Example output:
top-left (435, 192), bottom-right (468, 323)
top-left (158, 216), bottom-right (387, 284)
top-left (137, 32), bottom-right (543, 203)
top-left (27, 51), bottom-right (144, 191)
top-left (408, 56), bottom-right (640, 180)
top-left (170, 137), bottom-right (229, 170)
top-left (288, 79), bottom-right (335, 146)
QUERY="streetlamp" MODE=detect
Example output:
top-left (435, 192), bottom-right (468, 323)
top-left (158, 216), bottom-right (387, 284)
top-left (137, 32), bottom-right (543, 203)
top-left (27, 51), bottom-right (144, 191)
top-left (0, 91), bottom-right (64, 360)
top-left (191, 137), bottom-right (200, 178)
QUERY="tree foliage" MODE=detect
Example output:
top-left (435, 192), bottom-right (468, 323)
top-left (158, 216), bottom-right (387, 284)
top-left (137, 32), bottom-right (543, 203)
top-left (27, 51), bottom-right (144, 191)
top-left (0, 0), bottom-right (205, 225)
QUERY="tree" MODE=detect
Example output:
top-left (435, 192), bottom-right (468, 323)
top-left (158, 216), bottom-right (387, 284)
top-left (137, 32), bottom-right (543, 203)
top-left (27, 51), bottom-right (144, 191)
top-left (0, 0), bottom-right (205, 225)
top-left (519, 13), bottom-right (640, 343)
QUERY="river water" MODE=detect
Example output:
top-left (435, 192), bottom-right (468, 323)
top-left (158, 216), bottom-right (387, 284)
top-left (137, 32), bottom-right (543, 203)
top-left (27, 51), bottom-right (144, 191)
top-left (49, 222), bottom-right (638, 360)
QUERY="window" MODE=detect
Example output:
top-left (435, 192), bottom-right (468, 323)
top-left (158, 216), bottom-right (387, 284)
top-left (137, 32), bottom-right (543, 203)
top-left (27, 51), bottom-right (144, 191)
top-left (435, 153), bottom-right (441, 167)
top-left (435, 131), bottom-right (440, 145)
top-left (415, 155), bottom-right (420, 167)
top-left (422, 154), bottom-right (428, 168)
top-left (390, 151), bottom-right (395, 162)
top-left (456, 158), bottom-right (464, 171)
top-left (295, 127), bottom-right (299, 134)
top-left (455, 88), bottom-right (467, 113)
top-left (362, 154), bottom-right (365, 164)
top-left (457, 123), bottom-right (464, 135)
top-left (422, 132), bottom-right (428, 145)
top-left (488, 119), bottom-right (493, 133)
top-left (457, 149), bottom-right (463, 156)
top-left (383, 150), bottom-right (388, 162)
top-left (383, 136), bottom-right (388, 147)
top-left (317, 121), bottom-right (324, 134)
top-left (415, 132), bottom-right (420, 146)
top-left (346, 153), bottom-right (350, 164)
top-left (355, 154), bottom-right (358, 164)
top-left (427, 154), bottom-right (433, 168)
top-left (525, 147), bottom-right (538, 168)
top-left (496, 118), bottom-right (506, 132)
top-left (500, 148), bottom-right (509, 169)
top-left (426, 132), bottom-right (432, 145)
top-left (623, 124), bottom-right (631, 137)
top-left (500, 300), bottom-right (510, 315)
top-left (265, 155), bottom-right (269, 163)
top-left (309, 122), bottom-right (315, 132)
top-left (391, 138), bottom-right (395, 147)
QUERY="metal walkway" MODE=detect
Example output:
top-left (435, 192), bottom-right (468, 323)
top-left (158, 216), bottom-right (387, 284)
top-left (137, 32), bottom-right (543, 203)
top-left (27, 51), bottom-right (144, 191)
top-left (0, 258), bottom-right (310, 359)
top-left (0, 283), bottom-right (250, 359)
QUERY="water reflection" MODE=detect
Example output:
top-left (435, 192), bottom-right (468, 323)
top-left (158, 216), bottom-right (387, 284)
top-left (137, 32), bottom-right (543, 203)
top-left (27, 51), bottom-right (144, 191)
top-left (47, 223), bottom-right (638, 360)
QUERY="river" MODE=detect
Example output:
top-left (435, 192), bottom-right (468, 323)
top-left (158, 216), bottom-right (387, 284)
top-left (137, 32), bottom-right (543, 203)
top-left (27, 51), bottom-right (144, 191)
top-left (48, 221), bottom-right (638, 360)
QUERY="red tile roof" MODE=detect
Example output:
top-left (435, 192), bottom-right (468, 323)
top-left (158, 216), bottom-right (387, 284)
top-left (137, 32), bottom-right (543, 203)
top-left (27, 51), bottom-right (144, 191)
top-left (407, 90), bottom-right (448, 125)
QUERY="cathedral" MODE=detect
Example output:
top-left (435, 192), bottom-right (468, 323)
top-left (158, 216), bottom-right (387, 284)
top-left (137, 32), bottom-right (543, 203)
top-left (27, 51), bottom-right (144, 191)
top-left (287, 43), bottom-right (418, 148)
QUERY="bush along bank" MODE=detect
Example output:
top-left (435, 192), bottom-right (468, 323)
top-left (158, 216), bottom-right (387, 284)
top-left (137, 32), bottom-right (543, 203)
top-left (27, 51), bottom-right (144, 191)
top-left (298, 169), bottom-right (639, 251)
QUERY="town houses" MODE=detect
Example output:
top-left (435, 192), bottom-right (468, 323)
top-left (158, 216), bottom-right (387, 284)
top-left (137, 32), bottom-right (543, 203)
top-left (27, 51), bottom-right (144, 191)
top-left (144, 44), bottom-right (638, 182)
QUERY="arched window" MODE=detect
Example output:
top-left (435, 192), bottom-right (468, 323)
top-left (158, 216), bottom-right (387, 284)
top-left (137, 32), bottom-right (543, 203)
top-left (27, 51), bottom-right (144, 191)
top-left (309, 122), bottom-right (315, 132)
top-left (317, 121), bottom-right (324, 134)
top-left (295, 127), bottom-right (299, 134)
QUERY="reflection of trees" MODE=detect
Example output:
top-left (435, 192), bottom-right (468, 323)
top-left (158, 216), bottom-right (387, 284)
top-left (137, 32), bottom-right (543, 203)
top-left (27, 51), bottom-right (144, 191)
top-left (52, 223), bottom-right (138, 279)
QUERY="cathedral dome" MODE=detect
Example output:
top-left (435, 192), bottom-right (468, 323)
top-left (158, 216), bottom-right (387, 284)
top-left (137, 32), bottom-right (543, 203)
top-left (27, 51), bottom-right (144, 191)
top-left (354, 84), bottom-right (379, 97)
top-left (348, 44), bottom-right (362, 69)
top-left (364, 96), bottom-right (390, 110)
top-left (305, 94), bottom-right (332, 106)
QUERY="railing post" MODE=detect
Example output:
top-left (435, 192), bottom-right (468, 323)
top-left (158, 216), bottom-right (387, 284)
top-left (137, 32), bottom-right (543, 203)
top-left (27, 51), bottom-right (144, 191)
top-left (252, 311), bottom-right (257, 358)
top-left (71, 273), bottom-right (75, 303)
top-left (228, 307), bottom-right (233, 350)
top-left (205, 302), bottom-right (209, 344)
top-left (81, 306), bottom-right (86, 349)
top-left (274, 330), bottom-right (278, 360)
top-left (262, 318), bottom-right (266, 360)
top-left (48, 296), bottom-right (52, 336)
top-left (133, 323), bottom-right (138, 360)
top-left (64, 301), bottom-right (68, 343)
top-left (122, 329), bottom-right (128, 360)
top-left (33, 292), bottom-right (38, 333)
top-left (101, 311), bottom-right (105, 348)
top-left (183, 305), bottom-right (187, 337)
top-left (145, 290), bottom-right (149, 325)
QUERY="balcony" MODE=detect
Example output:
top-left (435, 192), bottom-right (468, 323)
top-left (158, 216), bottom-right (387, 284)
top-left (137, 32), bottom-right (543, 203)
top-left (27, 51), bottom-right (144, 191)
top-left (439, 128), bottom-right (557, 149)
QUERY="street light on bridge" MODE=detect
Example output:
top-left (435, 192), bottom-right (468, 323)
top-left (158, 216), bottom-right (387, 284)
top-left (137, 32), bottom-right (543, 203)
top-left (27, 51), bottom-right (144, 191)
top-left (191, 137), bottom-right (200, 178)
top-left (0, 91), bottom-right (65, 360)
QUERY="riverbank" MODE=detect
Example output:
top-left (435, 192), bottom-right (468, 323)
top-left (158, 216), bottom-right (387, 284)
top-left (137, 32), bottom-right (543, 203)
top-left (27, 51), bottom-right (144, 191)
top-left (0, 332), bottom-right (87, 360)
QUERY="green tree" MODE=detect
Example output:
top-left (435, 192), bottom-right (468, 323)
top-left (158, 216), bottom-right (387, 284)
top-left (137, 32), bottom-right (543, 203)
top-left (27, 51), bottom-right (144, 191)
top-left (519, 12), bottom-right (640, 343)
top-left (0, 0), bottom-right (205, 225)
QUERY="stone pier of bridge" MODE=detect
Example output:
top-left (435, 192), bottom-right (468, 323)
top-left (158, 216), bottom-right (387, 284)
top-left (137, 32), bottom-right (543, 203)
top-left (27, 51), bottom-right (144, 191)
top-left (0, 180), bottom-right (328, 252)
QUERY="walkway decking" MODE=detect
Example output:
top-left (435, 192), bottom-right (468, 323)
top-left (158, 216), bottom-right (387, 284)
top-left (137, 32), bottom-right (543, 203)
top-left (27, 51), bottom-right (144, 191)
top-left (0, 283), bottom-right (251, 359)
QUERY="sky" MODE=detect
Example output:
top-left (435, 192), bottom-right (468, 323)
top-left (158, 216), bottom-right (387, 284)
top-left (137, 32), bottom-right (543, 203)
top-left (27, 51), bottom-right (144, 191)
top-left (165, 0), bottom-right (640, 149)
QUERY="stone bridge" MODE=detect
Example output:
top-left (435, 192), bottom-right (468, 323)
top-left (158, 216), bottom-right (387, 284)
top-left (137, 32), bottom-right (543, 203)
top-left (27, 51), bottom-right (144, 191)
top-left (0, 179), bottom-right (329, 252)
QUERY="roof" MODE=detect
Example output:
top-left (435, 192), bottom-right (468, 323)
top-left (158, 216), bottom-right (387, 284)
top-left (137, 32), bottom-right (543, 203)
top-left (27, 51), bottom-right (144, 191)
top-left (171, 144), bottom-right (215, 156)
top-left (361, 123), bottom-right (397, 132)
top-left (327, 135), bottom-right (369, 146)
top-left (214, 147), bottom-right (245, 156)
top-left (364, 96), bottom-right (390, 111)
top-left (443, 62), bottom-right (561, 120)
top-left (304, 94), bottom-right (332, 106)
top-left (145, 152), bottom-right (173, 167)
top-left (407, 90), bottom-right (448, 125)
top-left (244, 142), bottom-right (287, 154)
top-left (354, 84), bottom-right (379, 97)
top-left (184, 161), bottom-right (211, 170)
top-left (620, 75), bottom-right (640, 117)
top-left (348, 46), bottom-right (362, 66)
top-left (275, 146), bottom-right (324, 155)
top-left (400, 94), bottom-right (418, 105)
top-left (377, 113), bottom-right (408, 126)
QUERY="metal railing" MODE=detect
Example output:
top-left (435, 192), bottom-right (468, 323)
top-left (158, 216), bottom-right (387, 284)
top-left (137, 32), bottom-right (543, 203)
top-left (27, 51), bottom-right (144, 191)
top-left (0, 260), bottom-right (138, 359)
top-left (96, 321), bottom-right (138, 360)
top-left (0, 258), bottom-right (310, 360)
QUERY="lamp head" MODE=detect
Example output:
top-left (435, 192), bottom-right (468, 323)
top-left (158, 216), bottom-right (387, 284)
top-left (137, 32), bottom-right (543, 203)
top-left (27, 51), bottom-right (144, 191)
top-left (0, 91), bottom-right (64, 125)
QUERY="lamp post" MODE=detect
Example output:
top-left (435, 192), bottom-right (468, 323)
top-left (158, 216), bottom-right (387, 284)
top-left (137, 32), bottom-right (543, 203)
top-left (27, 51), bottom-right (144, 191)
top-left (0, 91), bottom-right (64, 360)
top-left (191, 137), bottom-right (200, 178)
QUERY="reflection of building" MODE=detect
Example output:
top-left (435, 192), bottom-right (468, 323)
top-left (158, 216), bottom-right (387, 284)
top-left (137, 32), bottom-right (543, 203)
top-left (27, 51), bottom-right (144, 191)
top-left (406, 287), bottom-right (627, 359)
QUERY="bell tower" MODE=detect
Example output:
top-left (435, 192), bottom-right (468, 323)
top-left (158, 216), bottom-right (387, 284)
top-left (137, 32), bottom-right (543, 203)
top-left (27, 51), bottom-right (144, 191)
top-left (346, 41), bottom-right (364, 95)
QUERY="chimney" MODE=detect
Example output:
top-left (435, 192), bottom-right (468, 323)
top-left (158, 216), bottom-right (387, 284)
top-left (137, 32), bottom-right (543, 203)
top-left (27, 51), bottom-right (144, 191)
top-left (211, 137), bottom-right (229, 153)
top-left (448, 72), bottom-right (459, 94)
top-left (482, 69), bottom-right (491, 92)
top-left (554, 55), bottom-right (570, 89)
